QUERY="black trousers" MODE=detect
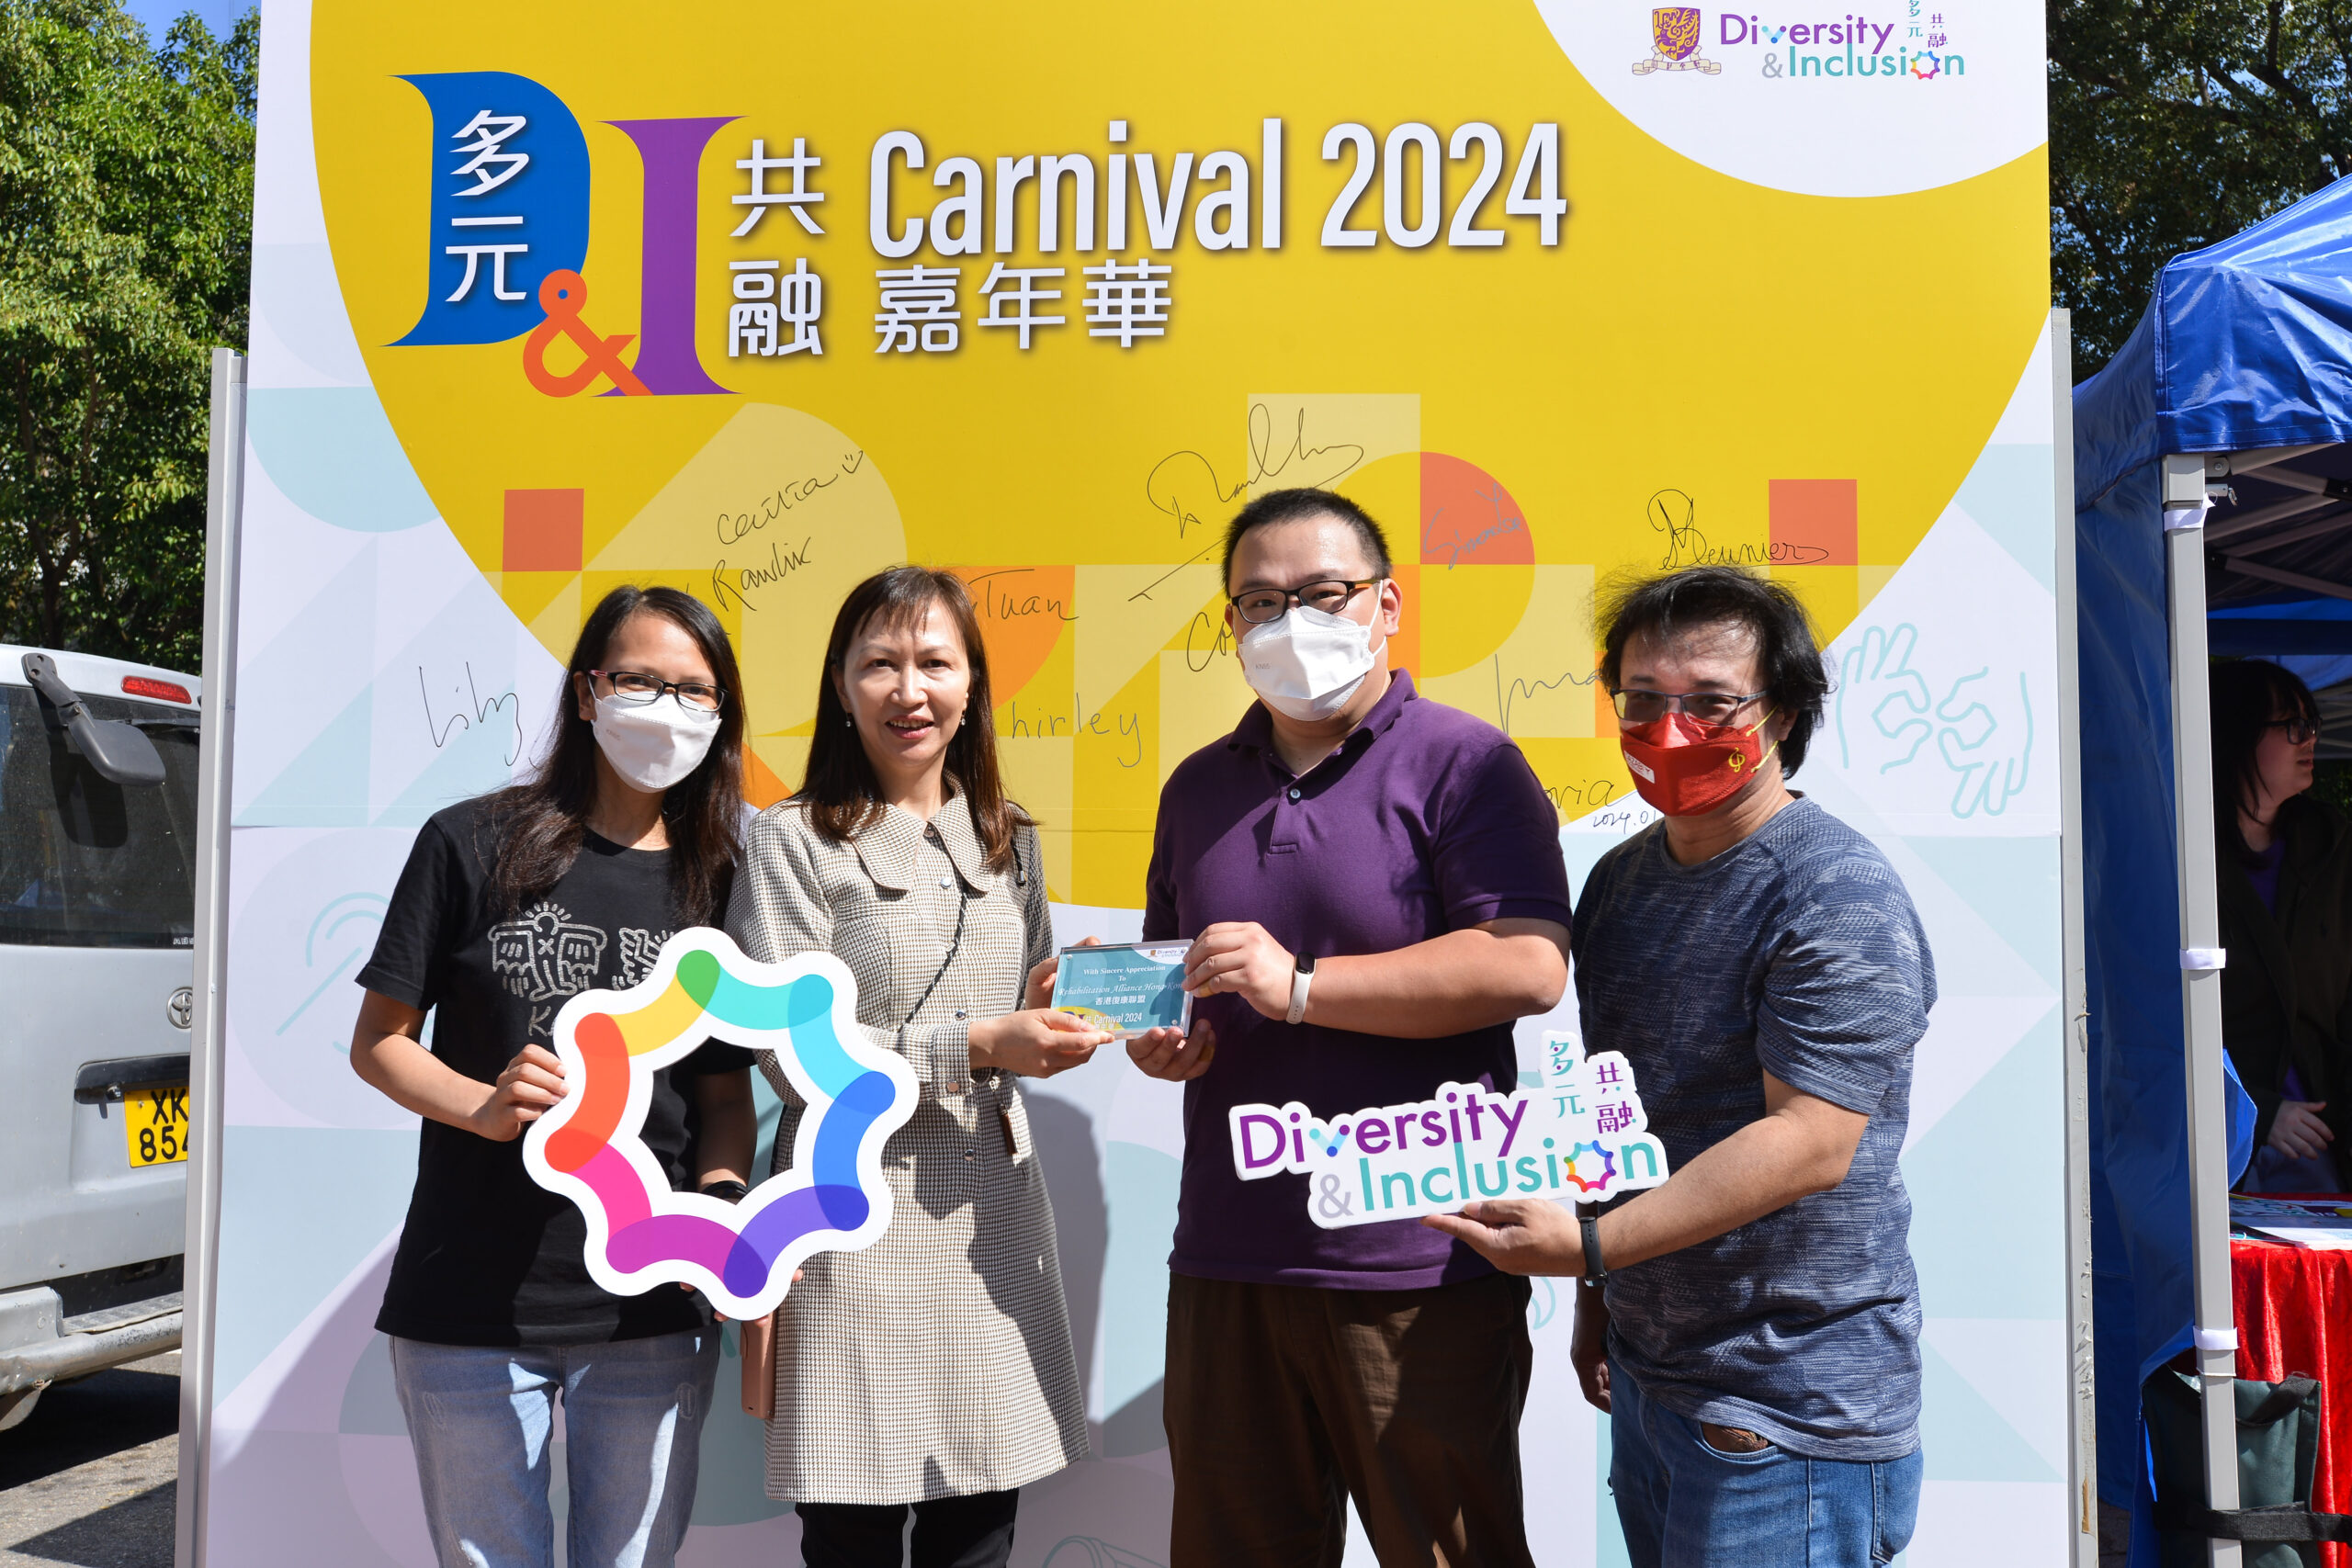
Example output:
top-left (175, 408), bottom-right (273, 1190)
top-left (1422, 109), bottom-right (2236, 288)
top-left (797, 1489), bottom-right (1020, 1568)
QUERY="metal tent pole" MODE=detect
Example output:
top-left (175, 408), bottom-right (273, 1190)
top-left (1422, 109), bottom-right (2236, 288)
top-left (2160, 450), bottom-right (2242, 1568)
top-left (175, 346), bottom-right (245, 1568)
top-left (2052, 310), bottom-right (2098, 1567)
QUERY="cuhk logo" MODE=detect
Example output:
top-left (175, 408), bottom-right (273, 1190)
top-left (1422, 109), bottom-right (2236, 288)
top-left (1635, 7), bottom-right (1723, 74)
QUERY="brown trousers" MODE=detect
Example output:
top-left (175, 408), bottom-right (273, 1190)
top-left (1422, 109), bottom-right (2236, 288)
top-left (1161, 1270), bottom-right (1537, 1568)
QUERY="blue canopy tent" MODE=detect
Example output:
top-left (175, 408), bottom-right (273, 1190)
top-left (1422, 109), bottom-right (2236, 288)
top-left (2074, 173), bottom-right (2352, 1566)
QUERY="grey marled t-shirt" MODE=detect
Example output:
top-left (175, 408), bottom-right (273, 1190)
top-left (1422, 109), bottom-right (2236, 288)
top-left (1574, 796), bottom-right (1934, 1461)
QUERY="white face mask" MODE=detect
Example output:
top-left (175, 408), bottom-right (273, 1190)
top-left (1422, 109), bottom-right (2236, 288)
top-left (1238, 601), bottom-right (1380, 722)
top-left (592, 694), bottom-right (720, 793)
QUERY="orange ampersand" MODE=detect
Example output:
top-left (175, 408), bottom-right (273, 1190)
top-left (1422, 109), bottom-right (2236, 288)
top-left (524, 270), bottom-right (650, 397)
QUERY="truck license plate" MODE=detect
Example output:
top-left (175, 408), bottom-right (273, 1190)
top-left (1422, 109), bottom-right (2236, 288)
top-left (124, 1086), bottom-right (190, 1167)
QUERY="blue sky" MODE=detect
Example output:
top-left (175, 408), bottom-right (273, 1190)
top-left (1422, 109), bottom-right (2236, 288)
top-left (120, 0), bottom-right (254, 42)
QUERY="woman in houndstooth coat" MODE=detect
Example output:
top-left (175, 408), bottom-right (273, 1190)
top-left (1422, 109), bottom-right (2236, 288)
top-left (727, 567), bottom-right (1143, 1568)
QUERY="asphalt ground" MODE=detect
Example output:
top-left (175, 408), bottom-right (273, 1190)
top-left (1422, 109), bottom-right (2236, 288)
top-left (0, 1352), bottom-right (179, 1568)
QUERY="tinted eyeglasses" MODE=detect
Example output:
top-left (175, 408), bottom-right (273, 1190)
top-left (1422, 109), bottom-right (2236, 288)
top-left (1610, 688), bottom-right (1770, 727)
top-left (589, 670), bottom-right (727, 713)
top-left (1229, 580), bottom-right (1382, 625)
top-left (2266, 716), bottom-right (2319, 746)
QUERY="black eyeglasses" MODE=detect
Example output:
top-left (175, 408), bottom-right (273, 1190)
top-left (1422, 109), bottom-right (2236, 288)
top-left (589, 670), bottom-right (727, 713)
top-left (2266, 716), bottom-right (2318, 745)
top-left (1611, 688), bottom-right (1770, 727)
top-left (1229, 579), bottom-right (1382, 625)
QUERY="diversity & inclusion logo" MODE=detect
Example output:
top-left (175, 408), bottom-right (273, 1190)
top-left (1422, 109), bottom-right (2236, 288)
top-left (1635, 7), bottom-right (1967, 80)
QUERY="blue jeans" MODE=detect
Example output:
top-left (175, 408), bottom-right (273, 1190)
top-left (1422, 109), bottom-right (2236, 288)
top-left (390, 1330), bottom-right (720, 1568)
top-left (1607, 1358), bottom-right (1921, 1568)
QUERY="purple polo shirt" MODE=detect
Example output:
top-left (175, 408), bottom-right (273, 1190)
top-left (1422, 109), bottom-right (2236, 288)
top-left (1142, 671), bottom-right (1574, 1290)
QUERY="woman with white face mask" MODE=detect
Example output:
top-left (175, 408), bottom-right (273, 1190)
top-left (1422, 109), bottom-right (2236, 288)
top-left (348, 585), bottom-right (758, 1568)
top-left (727, 566), bottom-right (1114, 1568)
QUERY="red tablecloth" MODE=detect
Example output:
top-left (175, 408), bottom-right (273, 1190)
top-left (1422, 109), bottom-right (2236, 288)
top-left (2233, 1236), bottom-right (2352, 1565)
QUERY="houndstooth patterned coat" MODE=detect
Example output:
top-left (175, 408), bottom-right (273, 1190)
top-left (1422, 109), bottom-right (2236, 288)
top-left (725, 795), bottom-right (1089, 1505)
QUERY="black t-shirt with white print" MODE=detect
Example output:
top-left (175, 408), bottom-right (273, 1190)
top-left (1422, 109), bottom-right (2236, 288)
top-left (356, 796), bottom-right (752, 1348)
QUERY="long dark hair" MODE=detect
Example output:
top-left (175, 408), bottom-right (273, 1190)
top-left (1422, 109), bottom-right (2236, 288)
top-left (800, 567), bottom-right (1030, 870)
top-left (2211, 658), bottom-right (2320, 864)
top-left (485, 585), bottom-right (746, 921)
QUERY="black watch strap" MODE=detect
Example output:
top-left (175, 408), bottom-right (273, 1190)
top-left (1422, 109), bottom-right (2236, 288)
top-left (700, 1179), bottom-right (752, 1205)
top-left (1579, 1208), bottom-right (1607, 1287)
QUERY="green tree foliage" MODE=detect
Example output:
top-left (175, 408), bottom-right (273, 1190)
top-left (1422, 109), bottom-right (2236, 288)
top-left (0, 0), bottom-right (254, 671)
top-left (2314, 759), bottom-right (2352, 817)
top-left (2052, 1), bottom-right (2352, 377)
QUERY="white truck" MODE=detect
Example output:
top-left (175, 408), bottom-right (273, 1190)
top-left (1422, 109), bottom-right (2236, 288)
top-left (0, 645), bottom-right (202, 1427)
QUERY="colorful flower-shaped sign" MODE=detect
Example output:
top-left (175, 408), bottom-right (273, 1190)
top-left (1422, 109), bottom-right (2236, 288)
top-left (522, 928), bottom-right (917, 1319)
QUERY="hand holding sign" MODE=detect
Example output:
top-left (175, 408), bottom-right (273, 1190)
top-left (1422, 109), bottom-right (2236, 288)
top-left (521, 928), bottom-right (917, 1321)
top-left (1226, 1033), bottom-right (1668, 1230)
top-left (471, 1043), bottom-right (570, 1142)
top-left (1420, 1198), bottom-right (1590, 1275)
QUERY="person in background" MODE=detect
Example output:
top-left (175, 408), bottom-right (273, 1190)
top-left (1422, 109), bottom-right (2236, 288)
top-left (351, 584), bottom-right (758, 1568)
top-left (1429, 565), bottom-right (1933, 1568)
top-left (1134, 487), bottom-right (1573, 1568)
top-left (728, 566), bottom-right (1107, 1568)
top-left (2211, 658), bottom-right (2352, 1193)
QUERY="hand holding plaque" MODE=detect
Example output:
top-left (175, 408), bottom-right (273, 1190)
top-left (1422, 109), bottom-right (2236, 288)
top-left (1049, 941), bottom-right (1194, 1040)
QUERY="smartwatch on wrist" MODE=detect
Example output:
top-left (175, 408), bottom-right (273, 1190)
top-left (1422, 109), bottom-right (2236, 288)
top-left (1578, 1206), bottom-right (1607, 1288)
top-left (1285, 952), bottom-right (1316, 1025)
top-left (700, 1179), bottom-right (751, 1205)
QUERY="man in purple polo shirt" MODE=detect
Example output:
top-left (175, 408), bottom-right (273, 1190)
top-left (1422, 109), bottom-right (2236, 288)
top-left (1132, 487), bottom-right (1574, 1567)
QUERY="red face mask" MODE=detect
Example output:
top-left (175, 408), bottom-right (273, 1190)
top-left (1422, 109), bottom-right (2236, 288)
top-left (1618, 710), bottom-right (1778, 817)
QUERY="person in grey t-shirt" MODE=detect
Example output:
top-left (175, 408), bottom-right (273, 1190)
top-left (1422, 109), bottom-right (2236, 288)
top-left (1429, 565), bottom-right (1933, 1568)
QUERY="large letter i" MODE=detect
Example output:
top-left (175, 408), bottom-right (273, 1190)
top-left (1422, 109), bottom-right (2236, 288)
top-left (606, 116), bottom-right (737, 395)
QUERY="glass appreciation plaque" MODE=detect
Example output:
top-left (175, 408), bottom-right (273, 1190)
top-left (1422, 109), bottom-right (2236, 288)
top-left (1049, 942), bottom-right (1193, 1039)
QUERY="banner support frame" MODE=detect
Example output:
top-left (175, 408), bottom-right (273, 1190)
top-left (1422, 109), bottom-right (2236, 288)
top-left (2052, 309), bottom-right (2100, 1568)
top-left (175, 345), bottom-right (246, 1568)
top-left (2161, 447), bottom-right (2245, 1568)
